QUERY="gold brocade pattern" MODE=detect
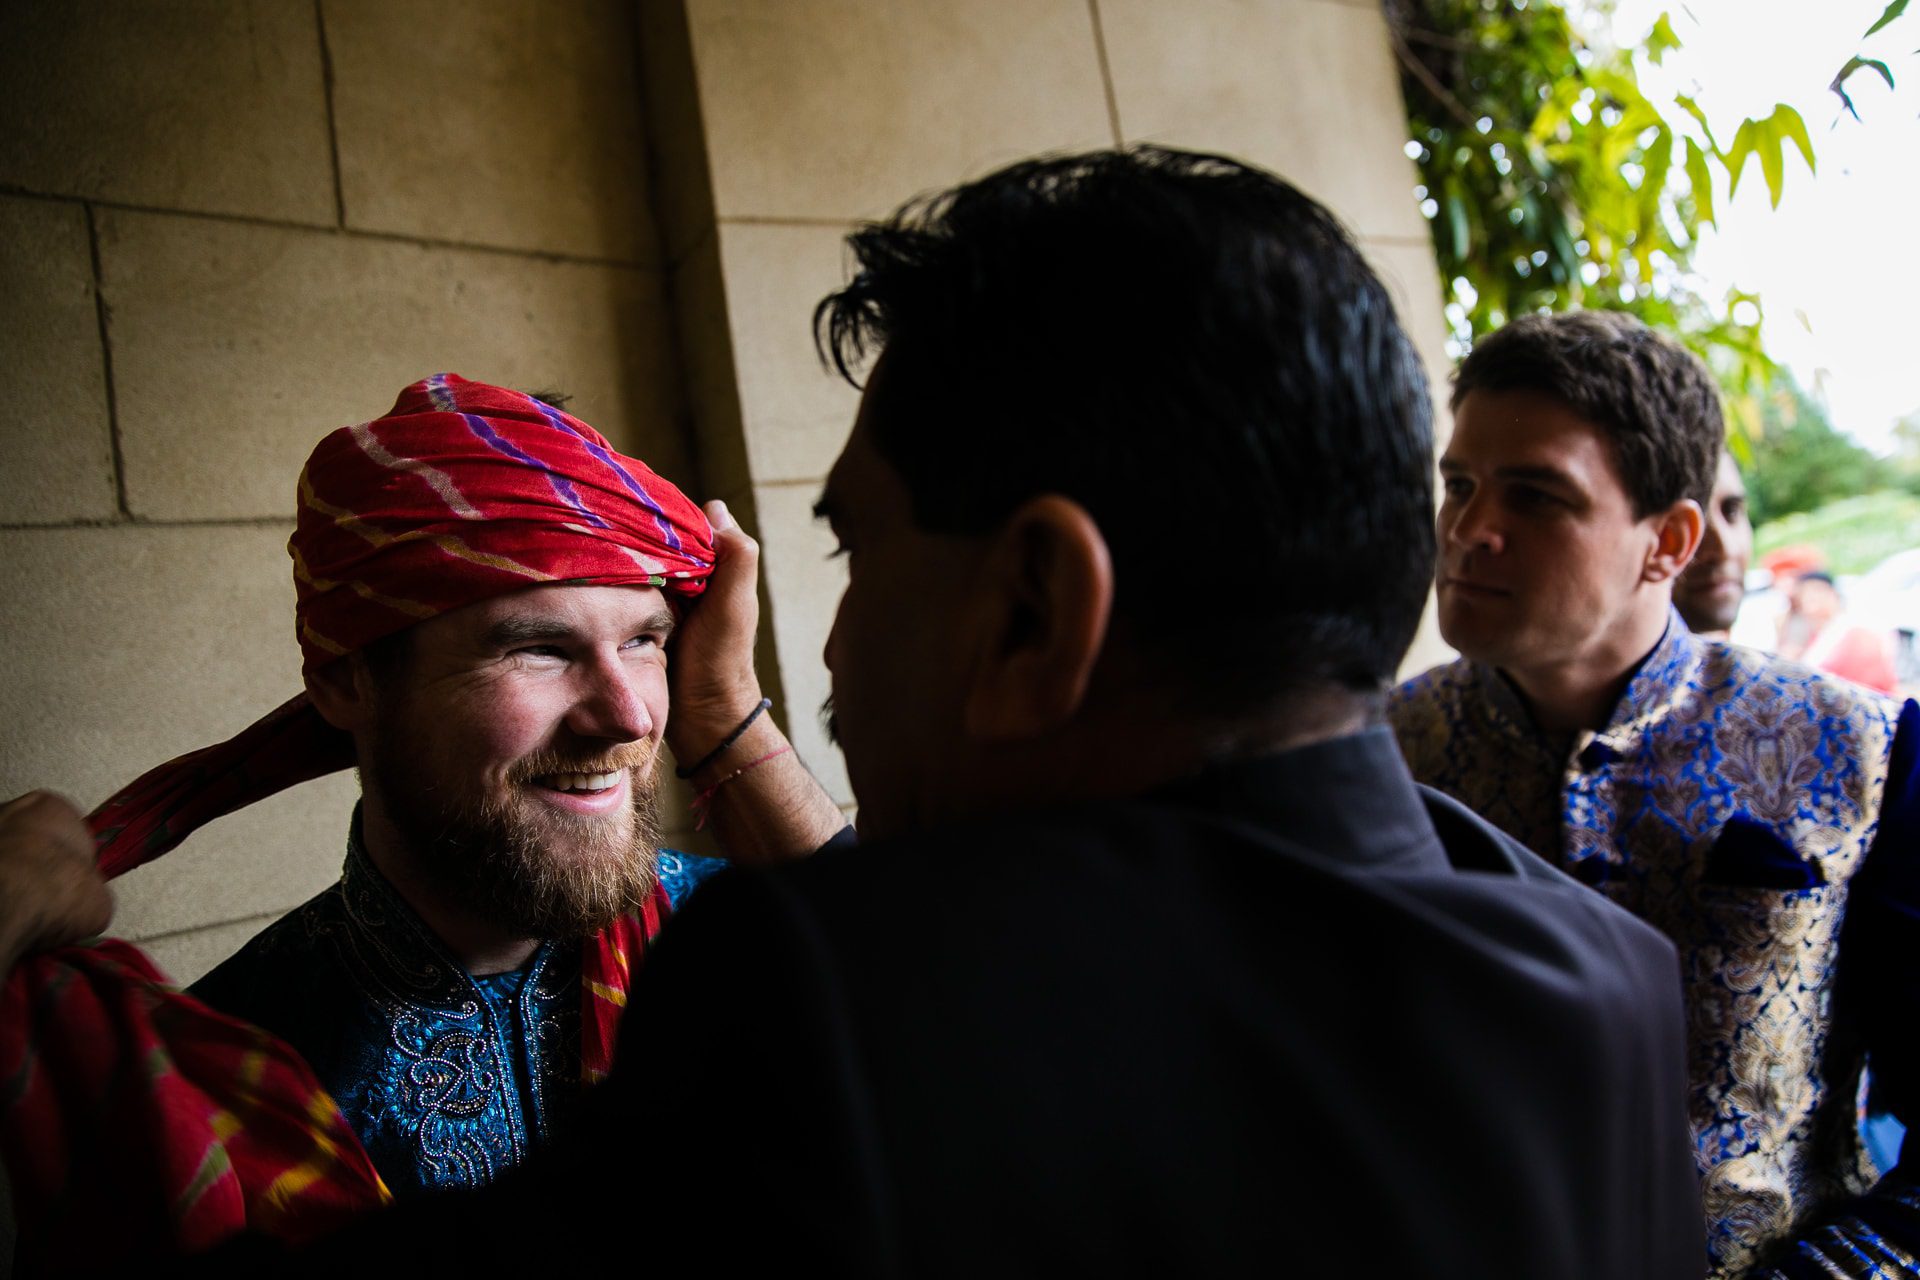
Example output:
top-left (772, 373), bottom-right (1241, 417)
top-left (1391, 621), bottom-right (1900, 1278)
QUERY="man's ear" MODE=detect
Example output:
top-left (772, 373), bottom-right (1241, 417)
top-left (306, 654), bottom-right (376, 733)
top-left (1644, 498), bottom-right (1705, 584)
top-left (962, 495), bottom-right (1114, 741)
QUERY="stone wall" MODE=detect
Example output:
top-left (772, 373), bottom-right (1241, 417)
top-left (0, 0), bottom-right (694, 981)
top-left (0, 0), bottom-right (1450, 984)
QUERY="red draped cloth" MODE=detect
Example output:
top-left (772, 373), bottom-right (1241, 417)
top-left (0, 375), bottom-right (713, 1268)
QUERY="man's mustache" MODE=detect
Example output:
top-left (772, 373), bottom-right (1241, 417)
top-left (510, 741), bottom-right (658, 781)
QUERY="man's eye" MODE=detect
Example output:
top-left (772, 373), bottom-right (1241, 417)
top-left (513, 645), bottom-right (566, 660)
top-left (825, 543), bottom-right (850, 561)
top-left (1440, 477), bottom-right (1472, 500)
top-left (623, 633), bottom-right (664, 651)
top-left (1509, 485), bottom-right (1556, 510)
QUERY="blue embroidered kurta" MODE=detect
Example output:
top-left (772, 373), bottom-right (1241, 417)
top-left (191, 823), bottom-right (725, 1198)
top-left (1391, 614), bottom-right (1920, 1279)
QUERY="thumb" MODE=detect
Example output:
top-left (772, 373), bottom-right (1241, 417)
top-left (704, 499), bottom-right (760, 589)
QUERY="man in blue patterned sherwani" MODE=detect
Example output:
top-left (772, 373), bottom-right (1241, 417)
top-left (181, 380), bottom-right (847, 1200)
top-left (1391, 309), bottom-right (1920, 1279)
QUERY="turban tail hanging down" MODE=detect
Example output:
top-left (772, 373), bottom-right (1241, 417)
top-left (1, 374), bottom-right (714, 1268)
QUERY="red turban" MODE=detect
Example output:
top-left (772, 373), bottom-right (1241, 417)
top-left (1, 374), bottom-right (713, 1266)
top-left (293, 372), bottom-right (712, 674)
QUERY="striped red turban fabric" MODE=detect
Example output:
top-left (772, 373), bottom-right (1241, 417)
top-left (293, 372), bottom-right (713, 673)
top-left (0, 374), bottom-right (713, 1267)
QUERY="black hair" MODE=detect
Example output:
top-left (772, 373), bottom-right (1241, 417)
top-left (813, 146), bottom-right (1435, 700)
top-left (1452, 310), bottom-right (1722, 517)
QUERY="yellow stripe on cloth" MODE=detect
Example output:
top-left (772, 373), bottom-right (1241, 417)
top-left (587, 980), bottom-right (628, 1009)
top-left (292, 547), bottom-right (437, 619)
top-left (299, 617), bottom-right (350, 658)
top-left (172, 1129), bottom-right (235, 1224)
top-left (349, 421), bottom-right (481, 520)
top-left (423, 532), bottom-right (553, 582)
top-left (300, 474), bottom-right (393, 547)
top-left (258, 1088), bottom-right (395, 1218)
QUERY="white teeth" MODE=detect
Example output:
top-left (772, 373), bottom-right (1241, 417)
top-left (539, 770), bottom-right (621, 793)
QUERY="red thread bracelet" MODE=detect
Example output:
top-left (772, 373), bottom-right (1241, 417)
top-left (689, 744), bottom-right (794, 830)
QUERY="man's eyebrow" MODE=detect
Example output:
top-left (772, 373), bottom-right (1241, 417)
top-left (483, 617), bottom-right (575, 648)
top-left (636, 607), bottom-right (677, 640)
top-left (480, 608), bottom-right (677, 649)
top-left (1493, 464), bottom-right (1579, 487)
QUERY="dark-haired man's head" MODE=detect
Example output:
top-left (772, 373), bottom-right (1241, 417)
top-left (809, 146), bottom-right (1435, 838)
top-left (1436, 310), bottom-right (1714, 707)
top-left (1674, 451), bottom-right (1752, 635)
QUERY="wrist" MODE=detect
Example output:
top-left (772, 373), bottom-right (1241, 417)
top-left (665, 681), bottom-right (765, 759)
top-left (672, 696), bottom-right (775, 780)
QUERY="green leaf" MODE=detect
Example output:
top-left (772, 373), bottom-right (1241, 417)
top-left (1528, 78), bottom-right (1584, 147)
top-left (1836, 55), bottom-right (1897, 91)
top-left (1673, 93), bottom-right (1721, 154)
top-left (1758, 123), bottom-right (1786, 209)
top-left (1642, 123), bottom-right (1674, 196)
top-left (1685, 137), bottom-right (1716, 227)
top-left (1724, 118), bottom-right (1760, 198)
top-left (1646, 12), bottom-right (1682, 64)
top-left (1770, 104), bottom-right (1816, 177)
top-left (1864, 0), bottom-right (1909, 38)
top-left (1829, 57), bottom-right (1896, 120)
top-left (1442, 175), bottom-right (1473, 262)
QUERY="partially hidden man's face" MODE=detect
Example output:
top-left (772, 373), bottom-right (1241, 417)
top-left (361, 583), bottom-right (673, 938)
top-left (1672, 452), bottom-right (1752, 634)
top-left (816, 374), bottom-right (988, 842)
top-left (1436, 389), bottom-right (1672, 675)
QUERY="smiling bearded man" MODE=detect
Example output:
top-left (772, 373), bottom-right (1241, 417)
top-left (357, 595), bottom-right (669, 945)
top-left (160, 374), bottom-right (718, 1199)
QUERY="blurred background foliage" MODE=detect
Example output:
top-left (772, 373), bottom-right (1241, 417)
top-left (1385, 0), bottom-right (1916, 541)
top-left (1754, 491), bottom-right (1920, 577)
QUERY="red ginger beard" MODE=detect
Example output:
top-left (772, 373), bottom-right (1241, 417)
top-left (364, 716), bottom-right (663, 942)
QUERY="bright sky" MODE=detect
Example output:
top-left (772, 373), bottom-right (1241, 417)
top-left (1597, 0), bottom-right (1920, 453)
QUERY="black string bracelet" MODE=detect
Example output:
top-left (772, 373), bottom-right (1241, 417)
top-left (675, 697), bottom-right (773, 779)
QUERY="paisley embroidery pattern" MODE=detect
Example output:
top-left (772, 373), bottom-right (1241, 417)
top-left (1391, 617), bottom-right (1901, 1277)
top-left (190, 826), bottom-right (581, 1197)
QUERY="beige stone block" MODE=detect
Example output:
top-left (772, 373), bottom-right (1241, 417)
top-left (0, 1), bottom-right (333, 223)
top-left (1097, 0), bottom-right (1428, 242)
top-left (750, 480), bottom-right (852, 806)
top-left (717, 221), bottom-right (863, 486)
top-left (0, 525), bottom-right (358, 943)
top-left (1398, 587), bottom-right (1454, 684)
top-left (96, 209), bottom-right (690, 520)
top-left (325, 0), bottom-right (658, 262)
top-left (1362, 234), bottom-right (1457, 439)
top-left (685, 0), bottom-right (1115, 222)
top-left (0, 196), bottom-right (116, 523)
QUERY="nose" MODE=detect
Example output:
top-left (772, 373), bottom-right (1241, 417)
top-left (568, 656), bottom-right (655, 743)
top-left (1444, 492), bottom-right (1503, 557)
top-left (1695, 513), bottom-right (1726, 566)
